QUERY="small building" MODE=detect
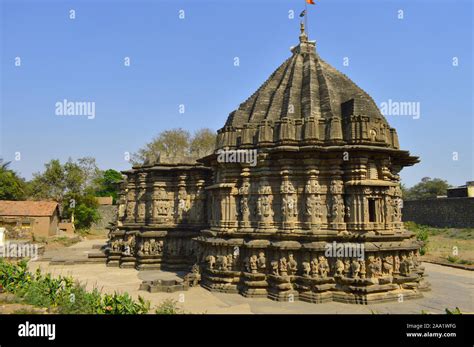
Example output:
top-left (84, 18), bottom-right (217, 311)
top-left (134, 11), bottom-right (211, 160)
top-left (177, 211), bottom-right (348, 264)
top-left (0, 201), bottom-right (60, 237)
top-left (447, 181), bottom-right (474, 198)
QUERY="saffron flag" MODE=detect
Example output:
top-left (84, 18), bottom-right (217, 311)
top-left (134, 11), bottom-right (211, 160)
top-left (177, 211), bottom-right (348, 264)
top-left (306, 0), bottom-right (316, 4)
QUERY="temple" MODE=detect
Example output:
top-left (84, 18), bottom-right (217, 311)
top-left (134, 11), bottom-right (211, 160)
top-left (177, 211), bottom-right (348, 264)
top-left (107, 24), bottom-right (429, 304)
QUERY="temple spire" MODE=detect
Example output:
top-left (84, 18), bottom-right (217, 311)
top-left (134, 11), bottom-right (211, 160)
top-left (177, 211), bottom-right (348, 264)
top-left (299, 21), bottom-right (308, 42)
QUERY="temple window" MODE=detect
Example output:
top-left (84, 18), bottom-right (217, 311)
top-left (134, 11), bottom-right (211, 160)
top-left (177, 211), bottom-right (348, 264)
top-left (368, 198), bottom-right (376, 222)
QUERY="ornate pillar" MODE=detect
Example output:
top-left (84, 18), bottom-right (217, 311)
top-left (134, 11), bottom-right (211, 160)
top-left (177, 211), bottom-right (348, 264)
top-left (257, 177), bottom-right (273, 230)
top-left (328, 169), bottom-right (345, 231)
top-left (280, 169), bottom-right (297, 230)
top-left (238, 169), bottom-right (251, 229)
top-left (303, 168), bottom-right (322, 230)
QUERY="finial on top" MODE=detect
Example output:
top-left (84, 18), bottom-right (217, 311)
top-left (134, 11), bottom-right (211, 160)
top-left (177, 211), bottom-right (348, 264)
top-left (299, 21), bottom-right (308, 42)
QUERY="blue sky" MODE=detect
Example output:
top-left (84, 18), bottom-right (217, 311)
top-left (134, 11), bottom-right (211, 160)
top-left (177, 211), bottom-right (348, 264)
top-left (0, 0), bottom-right (472, 187)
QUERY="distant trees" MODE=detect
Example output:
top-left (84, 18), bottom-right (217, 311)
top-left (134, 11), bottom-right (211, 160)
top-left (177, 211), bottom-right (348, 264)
top-left (28, 158), bottom-right (122, 230)
top-left (402, 177), bottom-right (451, 200)
top-left (0, 159), bottom-right (27, 200)
top-left (95, 169), bottom-right (123, 203)
top-left (131, 128), bottom-right (216, 165)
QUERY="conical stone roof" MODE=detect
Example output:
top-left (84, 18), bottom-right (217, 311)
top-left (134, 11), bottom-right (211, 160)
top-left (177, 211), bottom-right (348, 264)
top-left (216, 25), bottom-right (401, 151)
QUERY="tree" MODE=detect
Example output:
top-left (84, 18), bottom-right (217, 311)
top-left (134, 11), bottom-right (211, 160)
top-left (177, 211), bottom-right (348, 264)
top-left (63, 189), bottom-right (100, 230)
top-left (28, 158), bottom-right (102, 229)
top-left (403, 177), bottom-right (451, 200)
top-left (131, 128), bottom-right (216, 165)
top-left (0, 159), bottom-right (27, 200)
top-left (190, 128), bottom-right (216, 159)
top-left (95, 169), bottom-right (123, 203)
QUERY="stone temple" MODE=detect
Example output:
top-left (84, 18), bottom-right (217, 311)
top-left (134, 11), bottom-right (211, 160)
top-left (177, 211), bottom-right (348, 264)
top-left (107, 25), bottom-right (429, 304)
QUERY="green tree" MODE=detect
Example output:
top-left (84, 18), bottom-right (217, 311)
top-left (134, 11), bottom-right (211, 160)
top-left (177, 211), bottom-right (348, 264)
top-left (131, 128), bottom-right (216, 165)
top-left (95, 169), bottom-right (123, 203)
top-left (403, 177), bottom-right (451, 200)
top-left (0, 159), bottom-right (27, 200)
top-left (28, 158), bottom-right (102, 229)
top-left (63, 190), bottom-right (100, 229)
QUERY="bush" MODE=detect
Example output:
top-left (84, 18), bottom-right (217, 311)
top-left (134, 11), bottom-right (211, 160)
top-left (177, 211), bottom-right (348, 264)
top-left (155, 299), bottom-right (180, 314)
top-left (405, 222), bottom-right (429, 255)
top-left (0, 259), bottom-right (150, 314)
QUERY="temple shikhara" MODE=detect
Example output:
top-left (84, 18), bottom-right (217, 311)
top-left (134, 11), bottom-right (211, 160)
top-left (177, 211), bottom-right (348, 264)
top-left (107, 24), bottom-right (429, 304)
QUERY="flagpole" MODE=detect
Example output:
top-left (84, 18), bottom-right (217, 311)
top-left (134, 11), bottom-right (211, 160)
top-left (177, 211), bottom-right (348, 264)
top-left (304, 1), bottom-right (308, 34)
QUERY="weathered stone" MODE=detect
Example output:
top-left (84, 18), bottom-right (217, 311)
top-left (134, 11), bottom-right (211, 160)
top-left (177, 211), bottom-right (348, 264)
top-left (106, 24), bottom-right (428, 304)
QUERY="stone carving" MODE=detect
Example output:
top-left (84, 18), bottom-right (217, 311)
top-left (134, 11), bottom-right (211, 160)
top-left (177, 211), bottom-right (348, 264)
top-left (271, 260), bottom-right (279, 276)
top-left (350, 259), bottom-right (361, 278)
top-left (279, 257), bottom-right (288, 276)
top-left (318, 256), bottom-right (329, 278)
top-left (334, 259), bottom-right (344, 276)
top-left (184, 264), bottom-right (201, 287)
top-left (246, 254), bottom-right (258, 273)
top-left (287, 253), bottom-right (298, 275)
top-left (106, 27), bottom-right (428, 304)
top-left (257, 252), bottom-right (266, 271)
top-left (382, 255), bottom-right (394, 275)
top-left (399, 254), bottom-right (412, 276)
top-left (206, 255), bottom-right (216, 270)
top-left (257, 195), bottom-right (273, 220)
top-left (305, 194), bottom-right (322, 225)
top-left (302, 262), bottom-right (311, 277)
top-left (282, 195), bottom-right (297, 219)
top-left (394, 255), bottom-right (400, 273)
top-left (138, 238), bottom-right (163, 256)
top-left (216, 255), bottom-right (229, 271)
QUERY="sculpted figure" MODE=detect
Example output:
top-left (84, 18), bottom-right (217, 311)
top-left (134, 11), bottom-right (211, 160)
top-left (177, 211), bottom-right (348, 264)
top-left (217, 255), bottom-right (228, 271)
top-left (367, 256), bottom-right (377, 278)
top-left (206, 255), bottom-right (216, 270)
top-left (382, 255), bottom-right (394, 275)
top-left (344, 259), bottom-right (351, 276)
top-left (287, 253), bottom-right (298, 275)
top-left (335, 259), bottom-right (344, 276)
top-left (350, 259), bottom-right (361, 278)
top-left (318, 256), bottom-right (329, 278)
top-left (399, 255), bottom-right (411, 276)
top-left (271, 260), bottom-right (279, 276)
top-left (149, 239), bottom-right (156, 254)
top-left (408, 251), bottom-right (416, 268)
top-left (359, 259), bottom-right (366, 279)
top-left (394, 255), bottom-right (400, 273)
top-left (226, 254), bottom-right (234, 271)
top-left (375, 257), bottom-right (382, 276)
top-left (279, 257), bottom-right (288, 276)
top-left (310, 258), bottom-right (319, 278)
top-left (257, 252), bottom-right (266, 271)
top-left (143, 240), bottom-right (150, 255)
top-left (302, 262), bottom-right (311, 277)
top-left (249, 255), bottom-right (258, 273)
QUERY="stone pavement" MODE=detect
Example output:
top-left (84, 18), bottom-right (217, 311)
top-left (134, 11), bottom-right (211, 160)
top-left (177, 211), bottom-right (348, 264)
top-left (28, 239), bottom-right (473, 314)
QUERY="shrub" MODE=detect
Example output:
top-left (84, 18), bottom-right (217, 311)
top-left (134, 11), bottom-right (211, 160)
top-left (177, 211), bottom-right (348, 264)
top-left (0, 259), bottom-right (150, 314)
top-left (155, 299), bottom-right (180, 314)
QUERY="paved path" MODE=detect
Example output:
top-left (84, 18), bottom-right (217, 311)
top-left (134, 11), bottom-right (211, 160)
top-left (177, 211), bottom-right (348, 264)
top-left (29, 241), bottom-right (474, 314)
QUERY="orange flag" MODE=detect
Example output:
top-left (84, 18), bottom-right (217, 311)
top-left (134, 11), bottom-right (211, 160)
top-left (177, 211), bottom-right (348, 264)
top-left (306, 0), bottom-right (316, 4)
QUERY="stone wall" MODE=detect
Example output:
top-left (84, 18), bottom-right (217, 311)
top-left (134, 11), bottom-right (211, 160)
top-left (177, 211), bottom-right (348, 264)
top-left (402, 198), bottom-right (474, 228)
top-left (92, 205), bottom-right (117, 230)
